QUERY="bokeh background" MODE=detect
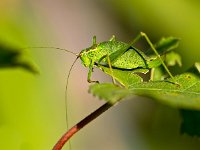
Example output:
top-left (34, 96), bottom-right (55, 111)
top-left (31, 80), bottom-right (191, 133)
top-left (0, 0), bottom-right (200, 150)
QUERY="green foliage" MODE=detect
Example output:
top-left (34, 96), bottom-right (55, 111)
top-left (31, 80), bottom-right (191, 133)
top-left (89, 36), bottom-right (200, 137)
top-left (90, 63), bottom-right (200, 136)
top-left (90, 70), bottom-right (200, 109)
top-left (147, 36), bottom-right (180, 55)
top-left (0, 43), bottom-right (38, 73)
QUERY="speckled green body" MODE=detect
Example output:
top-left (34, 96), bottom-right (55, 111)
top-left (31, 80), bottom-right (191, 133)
top-left (80, 39), bottom-right (160, 69)
top-left (78, 36), bottom-right (163, 82)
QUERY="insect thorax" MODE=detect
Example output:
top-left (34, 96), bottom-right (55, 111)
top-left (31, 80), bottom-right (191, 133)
top-left (80, 41), bottom-right (127, 67)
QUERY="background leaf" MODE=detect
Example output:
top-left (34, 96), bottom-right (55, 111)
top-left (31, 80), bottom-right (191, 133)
top-left (154, 37), bottom-right (180, 54)
top-left (0, 44), bottom-right (38, 73)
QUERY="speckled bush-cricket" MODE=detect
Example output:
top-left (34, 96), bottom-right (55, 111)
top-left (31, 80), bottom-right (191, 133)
top-left (77, 32), bottom-right (179, 84)
top-left (28, 31), bottom-right (180, 92)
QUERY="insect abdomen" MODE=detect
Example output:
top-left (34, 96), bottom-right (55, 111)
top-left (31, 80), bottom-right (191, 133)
top-left (111, 49), bottom-right (147, 69)
top-left (97, 41), bottom-right (147, 69)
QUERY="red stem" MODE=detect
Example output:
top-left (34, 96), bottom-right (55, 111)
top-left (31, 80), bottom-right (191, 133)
top-left (52, 102), bottom-right (113, 150)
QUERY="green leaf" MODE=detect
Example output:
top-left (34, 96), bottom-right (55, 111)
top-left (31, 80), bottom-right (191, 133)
top-left (195, 62), bottom-right (200, 73)
top-left (179, 63), bottom-right (200, 137)
top-left (89, 83), bottom-right (131, 104)
top-left (165, 51), bottom-right (182, 67)
top-left (91, 63), bottom-right (200, 137)
top-left (155, 37), bottom-right (180, 54)
top-left (146, 36), bottom-right (180, 56)
top-left (90, 65), bottom-right (200, 110)
top-left (187, 62), bottom-right (200, 74)
top-left (0, 43), bottom-right (38, 73)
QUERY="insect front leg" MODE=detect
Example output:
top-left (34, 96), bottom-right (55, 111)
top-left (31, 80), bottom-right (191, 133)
top-left (98, 55), bottom-right (116, 84)
top-left (106, 54), bottom-right (116, 84)
top-left (87, 61), bottom-right (99, 83)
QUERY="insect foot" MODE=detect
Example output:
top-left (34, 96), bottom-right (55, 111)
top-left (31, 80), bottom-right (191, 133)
top-left (88, 79), bottom-right (99, 83)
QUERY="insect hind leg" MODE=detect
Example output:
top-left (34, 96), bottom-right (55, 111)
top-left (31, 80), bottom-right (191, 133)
top-left (140, 32), bottom-right (174, 80)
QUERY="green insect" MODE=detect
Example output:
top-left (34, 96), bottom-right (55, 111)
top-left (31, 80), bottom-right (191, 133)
top-left (76, 32), bottom-right (179, 85)
top-left (28, 32), bottom-right (179, 85)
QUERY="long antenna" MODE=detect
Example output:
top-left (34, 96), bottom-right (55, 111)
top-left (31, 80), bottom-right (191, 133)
top-left (23, 46), bottom-right (79, 149)
top-left (21, 46), bottom-right (78, 56)
top-left (64, 55), bottom-right (80, 150)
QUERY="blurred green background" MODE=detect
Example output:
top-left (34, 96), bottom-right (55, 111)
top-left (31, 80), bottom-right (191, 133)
top-left (0, 0), bottom-right (200, 150)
